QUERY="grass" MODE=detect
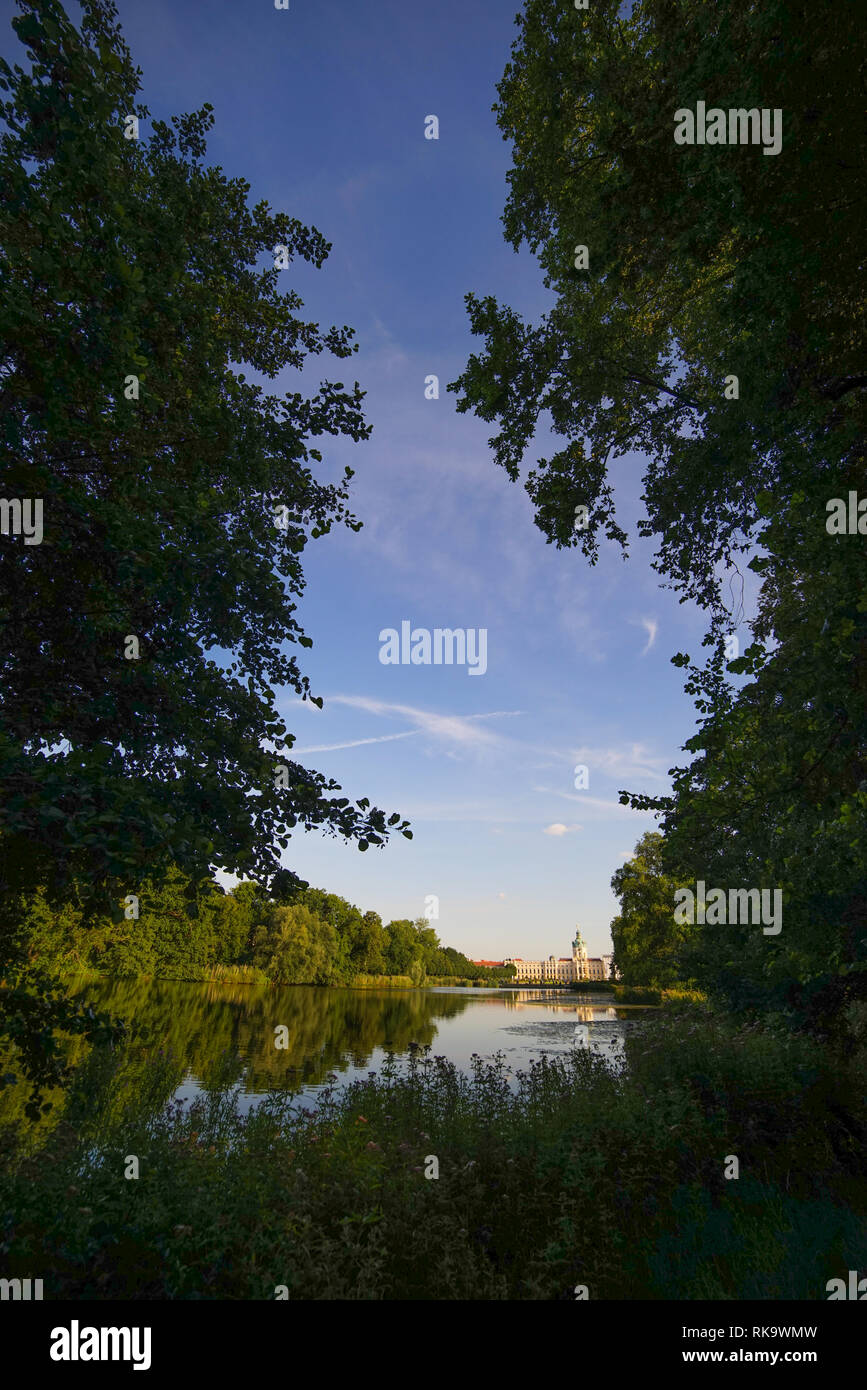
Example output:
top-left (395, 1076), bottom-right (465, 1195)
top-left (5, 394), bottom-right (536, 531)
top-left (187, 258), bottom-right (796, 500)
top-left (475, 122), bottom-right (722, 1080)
top-left (0, 1007), bottom-right (864, 1299)
top-left (60, 967), bottom-right (500, 989)
top-left (613, 984), bottom-right (663, 1004)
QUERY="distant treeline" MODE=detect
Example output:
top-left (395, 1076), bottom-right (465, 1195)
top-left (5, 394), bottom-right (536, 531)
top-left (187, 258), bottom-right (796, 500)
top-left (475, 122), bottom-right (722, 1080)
top-left (19, 867), bottom-right (513, 986)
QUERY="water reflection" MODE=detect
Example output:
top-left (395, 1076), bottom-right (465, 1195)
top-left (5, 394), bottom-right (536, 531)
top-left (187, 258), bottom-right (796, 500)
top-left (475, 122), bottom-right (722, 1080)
top-left (0, 980), bottom-right (653, 1131)
top-left (66, 978), bottom-right (478, 1096)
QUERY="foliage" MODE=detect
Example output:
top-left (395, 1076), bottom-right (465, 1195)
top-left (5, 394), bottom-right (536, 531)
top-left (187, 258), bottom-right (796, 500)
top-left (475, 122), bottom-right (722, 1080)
top-left (631, 499), bottom-right (867, 1030)
top-left (6, 865), bottom-right (506, 994)
top-left (1, 1011), bottom-right (864, 1298)
top-left (0, 0), bottom-right (412, 1085)
top-left (609, 831), bottom-right (692, 988)
top-left (252, 903), bottom-right (345, 986)
top-left (293, 889), bottom-right (387, 977)
top-left (449, 0), bottom-right (864, 602)
top-left (450, 0), bottom-right (866, 1028)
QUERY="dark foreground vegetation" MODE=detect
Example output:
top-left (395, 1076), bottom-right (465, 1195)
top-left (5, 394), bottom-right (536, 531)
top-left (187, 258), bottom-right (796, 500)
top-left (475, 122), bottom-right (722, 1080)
top-left (1, 1005), bottom-right (865, 1300)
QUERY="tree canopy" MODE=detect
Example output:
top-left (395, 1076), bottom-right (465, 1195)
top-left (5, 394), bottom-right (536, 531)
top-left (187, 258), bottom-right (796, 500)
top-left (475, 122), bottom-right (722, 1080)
top-left (610, 832), bottom-right (689, 989)
top-left (0, 0), bottom-right (410, 1089)
top-left (450, 0), bottom-right (864, 607)
top-left (452, 0), bottom-right (866, 1029)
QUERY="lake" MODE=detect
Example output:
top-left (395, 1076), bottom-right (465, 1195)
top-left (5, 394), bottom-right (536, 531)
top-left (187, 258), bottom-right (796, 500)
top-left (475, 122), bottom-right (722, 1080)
top-left (68, 978), bottom-right (656, 1113)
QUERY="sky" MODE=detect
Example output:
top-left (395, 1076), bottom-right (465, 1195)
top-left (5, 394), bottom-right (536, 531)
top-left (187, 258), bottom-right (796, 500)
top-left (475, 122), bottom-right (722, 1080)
top-left (2, 0), bottom-right (745, 961)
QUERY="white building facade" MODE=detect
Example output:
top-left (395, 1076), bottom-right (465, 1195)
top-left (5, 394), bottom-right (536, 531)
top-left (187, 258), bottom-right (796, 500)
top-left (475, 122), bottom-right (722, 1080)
top-left (503, 929), bottom-right (612, 983)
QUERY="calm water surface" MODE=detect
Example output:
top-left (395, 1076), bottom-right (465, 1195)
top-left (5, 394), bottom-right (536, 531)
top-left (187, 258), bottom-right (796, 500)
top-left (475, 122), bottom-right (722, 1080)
top-left (70, 979), bottom-right (656, 1113)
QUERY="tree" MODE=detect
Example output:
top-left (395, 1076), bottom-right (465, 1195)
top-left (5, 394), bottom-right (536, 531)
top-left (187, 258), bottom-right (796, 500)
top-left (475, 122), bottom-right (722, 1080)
top-left (252, 903), bottom-right (340, 985)
top-left (609, 832), bottom-right (689, 989)
top-left (449, 0), bottom-right (866, 1029)
top-left (633, 495), bottom-right (867, 1029)
top-left (449, 0), bottom-right (864, 609)
top-left (383, 919), bottom-right (417, 976)
top-left (356, 910), bottom-right (387, 976)
top-left (0, 0), bottom-right (410, 1093)
top-left (411, 916), bottom-right (440, 970)
top-left (211, 880), bottom-right (270, 966)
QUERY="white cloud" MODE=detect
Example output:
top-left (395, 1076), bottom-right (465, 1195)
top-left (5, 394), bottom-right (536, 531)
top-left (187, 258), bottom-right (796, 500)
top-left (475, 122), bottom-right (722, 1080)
top-left (327, 696), bottom-right (523, 750)
top-left (396, 799), bottom-right (532, 825)
top-left (543, 822), bottom-right (582, 836)
top-left (291, 730), bottom-right (418, 755)
top-left (568, 742), bottom-right (668, 782)
top-left (534, 786), bottom-right (647, 817)
top-left (636, 616), bottom-right (658, 656)
top-left (277, 696), bottom-right (323, 714)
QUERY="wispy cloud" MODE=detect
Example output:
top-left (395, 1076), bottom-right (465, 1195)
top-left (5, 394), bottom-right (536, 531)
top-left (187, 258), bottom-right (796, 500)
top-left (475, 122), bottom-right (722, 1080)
top-left (327, 697), bottom-right (523, 749)
top-left (534, 786), bottom-right (646, 817)
top-left (636, 616), bottom-right (658, 656)
top-left (395, 798), bottom-right (534, 825)
top-left (568, 743), bottom-right (668, 782)
top-left (543, 822), bottom-right (582, 836)
top-left (292, 730), bottom-right (418, 755)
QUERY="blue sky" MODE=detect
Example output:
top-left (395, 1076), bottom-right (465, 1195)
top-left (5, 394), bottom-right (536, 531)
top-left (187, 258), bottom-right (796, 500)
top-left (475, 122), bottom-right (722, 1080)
top-left (5, 0), bottom-right (743, 960)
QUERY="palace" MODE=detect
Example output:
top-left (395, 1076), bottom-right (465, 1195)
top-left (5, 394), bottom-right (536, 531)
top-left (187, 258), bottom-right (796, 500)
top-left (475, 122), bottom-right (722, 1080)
top-left (498, 930), bottom-right (613, 984)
